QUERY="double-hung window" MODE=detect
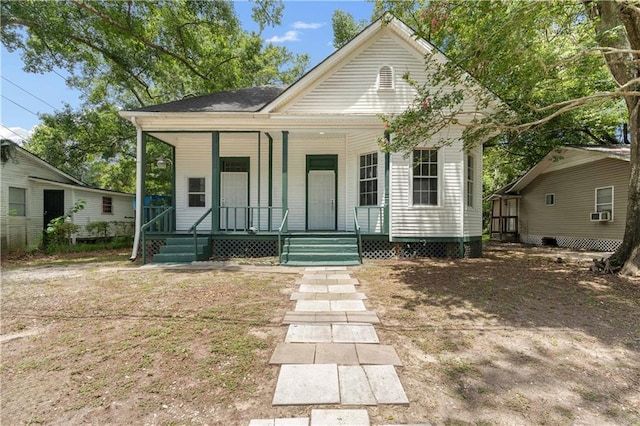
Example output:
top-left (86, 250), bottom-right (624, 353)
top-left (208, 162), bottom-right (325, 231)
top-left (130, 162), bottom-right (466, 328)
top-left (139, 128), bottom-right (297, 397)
top-left (188, 177), bottom-right (206, 207)
top-left (102, 197), bottom-right (113, 214)
top-left (595, 186), bottom-right (613, 215)
top-left (466, 154), bottom-right (474, 208)
top-left (8, 187), bottom-right (26, 216)
top-left (412, 149), bottom-right (438, 206)
top-left (359, 153), bottom-right (378, 206)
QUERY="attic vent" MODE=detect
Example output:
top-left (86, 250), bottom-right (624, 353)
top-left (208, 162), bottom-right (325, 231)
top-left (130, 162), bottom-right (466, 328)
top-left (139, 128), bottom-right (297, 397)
top-left (377, 66), bottom-right (394, 90)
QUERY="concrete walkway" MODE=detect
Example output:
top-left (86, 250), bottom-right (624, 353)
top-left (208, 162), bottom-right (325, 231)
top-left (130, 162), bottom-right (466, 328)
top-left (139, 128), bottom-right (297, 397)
top-left (249, 267), bottom-right (422, 426)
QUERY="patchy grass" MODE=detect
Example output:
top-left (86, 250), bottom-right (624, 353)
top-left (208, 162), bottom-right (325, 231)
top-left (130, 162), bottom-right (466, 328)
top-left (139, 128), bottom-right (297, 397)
top-left (2, 245), bottom-right (640, 425)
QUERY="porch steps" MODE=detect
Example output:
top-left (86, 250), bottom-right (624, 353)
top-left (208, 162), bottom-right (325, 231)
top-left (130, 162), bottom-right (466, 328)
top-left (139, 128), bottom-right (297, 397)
top-left (281, 235), bottom-right (361, 266)
top-left (151, 236), bottom-right (212, 263)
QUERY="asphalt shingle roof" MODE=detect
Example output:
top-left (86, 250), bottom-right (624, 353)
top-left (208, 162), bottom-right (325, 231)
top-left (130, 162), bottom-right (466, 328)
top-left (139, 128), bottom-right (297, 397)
top-left (135, 85), bottom-right (287, 113)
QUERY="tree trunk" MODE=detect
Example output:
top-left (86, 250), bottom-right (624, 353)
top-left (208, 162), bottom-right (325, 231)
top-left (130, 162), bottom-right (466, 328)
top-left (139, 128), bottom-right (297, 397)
top-left (587, 1), bottom-right (640, 275)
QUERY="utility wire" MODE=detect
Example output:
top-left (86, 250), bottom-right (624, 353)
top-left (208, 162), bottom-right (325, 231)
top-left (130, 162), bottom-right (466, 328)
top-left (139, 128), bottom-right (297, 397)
top-left (52, 69), bottom-right (91, 98)
top-left (0, 123), bottom-right (29, 142)
top-left (1, 76), bottom-right (58, 110)
top-left (1, 95), bottom-right (39, 116)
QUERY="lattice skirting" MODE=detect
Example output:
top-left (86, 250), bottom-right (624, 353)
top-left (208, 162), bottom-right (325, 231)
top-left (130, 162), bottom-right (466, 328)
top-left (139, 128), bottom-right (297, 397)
top-left (520, 234), bottom-right (621, 252)
top-left (141, 237), bottom-right (482, 261)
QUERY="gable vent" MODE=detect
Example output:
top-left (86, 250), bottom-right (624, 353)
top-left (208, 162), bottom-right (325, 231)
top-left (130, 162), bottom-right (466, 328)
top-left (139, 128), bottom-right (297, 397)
top-left (378, 66), bottom-right (394, 90)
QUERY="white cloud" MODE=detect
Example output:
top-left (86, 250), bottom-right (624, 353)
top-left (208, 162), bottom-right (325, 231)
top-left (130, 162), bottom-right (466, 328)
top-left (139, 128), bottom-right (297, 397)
top-left (0, 126), bottom-right (33, 145)
top-left (266, 30), bottom-right (300, 43)
top-left (292, 21), bottom-right (325, 30)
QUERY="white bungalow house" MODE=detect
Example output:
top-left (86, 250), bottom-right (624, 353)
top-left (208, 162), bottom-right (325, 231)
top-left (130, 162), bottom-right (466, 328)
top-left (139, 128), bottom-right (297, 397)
top-left (489, 145), bottom-right (631, 252)
top-left (1, 140), bottom-right (135, 252)
top-left (120, 15), bottom-right (498, 265)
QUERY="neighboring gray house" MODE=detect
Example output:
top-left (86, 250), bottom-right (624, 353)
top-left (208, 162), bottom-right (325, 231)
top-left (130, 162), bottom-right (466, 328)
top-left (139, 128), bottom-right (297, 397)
top-left (120, 14), bottom-right (501, 264)
top-left (1, 140), bottom-right (135, 252)
top-left (489, 145), bottom-right (631, 251)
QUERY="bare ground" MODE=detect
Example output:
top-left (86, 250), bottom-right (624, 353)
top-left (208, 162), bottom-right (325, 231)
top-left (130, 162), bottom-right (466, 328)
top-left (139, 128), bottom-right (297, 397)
top-left (1, 244), bottom-right (639, 425)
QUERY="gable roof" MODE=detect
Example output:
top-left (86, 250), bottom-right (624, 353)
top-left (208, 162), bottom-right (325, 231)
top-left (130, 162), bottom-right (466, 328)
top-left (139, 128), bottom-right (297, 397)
top-left (1, 140), bottom-right (133, 196)
top-left (134, 85), bottom-right (287, 113)
top-left (508, 145), bottom-right (630, 194)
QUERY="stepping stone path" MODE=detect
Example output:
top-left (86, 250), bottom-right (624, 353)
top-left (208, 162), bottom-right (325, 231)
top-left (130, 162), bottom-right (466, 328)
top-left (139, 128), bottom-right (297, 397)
top-left (249, 267), bottom-right (417, 426)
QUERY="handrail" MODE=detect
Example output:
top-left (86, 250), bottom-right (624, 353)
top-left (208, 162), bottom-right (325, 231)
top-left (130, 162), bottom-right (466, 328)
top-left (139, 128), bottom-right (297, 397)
top-left (277, 209), bottom-right (289, 264)
top-left (353, 205), bottom-right (385, 234)
top-left (141, 206), bottom-right (174, 264)
top-left (189, 207), bottom-right (213, 260)
top-left (353, 207), bottom-right (363, 264)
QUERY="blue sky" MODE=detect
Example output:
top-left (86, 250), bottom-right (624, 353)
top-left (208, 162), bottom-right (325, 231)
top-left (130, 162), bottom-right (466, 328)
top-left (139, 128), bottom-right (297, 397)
top-left (0, 0), bottom-right (375, 142)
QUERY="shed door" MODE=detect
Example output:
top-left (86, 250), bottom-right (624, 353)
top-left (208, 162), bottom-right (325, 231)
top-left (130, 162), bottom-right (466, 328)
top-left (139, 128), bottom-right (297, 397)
top-left (220, 172), bottom-right (248, 231)
top-left (308, 170), bottom-right (336, 230)
top-left (43, 190), bottom-right (64, 229)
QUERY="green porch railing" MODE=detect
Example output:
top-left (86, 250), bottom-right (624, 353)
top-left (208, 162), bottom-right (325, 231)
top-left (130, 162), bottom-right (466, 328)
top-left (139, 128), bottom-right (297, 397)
top-left (354, 205), bottom-right (386, 234)
top-left (277, 209), bottom-right (289, 264)
top-left (141, 206), bottom-right (175, 264)
top-left (353, 207), bottom-right (363, 263)
top-left (218, 206), bottom-right (284, 233)
top-left (189, 208), bottom-right (213, 260)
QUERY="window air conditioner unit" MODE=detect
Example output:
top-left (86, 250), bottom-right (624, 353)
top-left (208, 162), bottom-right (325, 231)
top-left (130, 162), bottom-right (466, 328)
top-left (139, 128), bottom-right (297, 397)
top-left (590, 211), bottom-right (610, 222)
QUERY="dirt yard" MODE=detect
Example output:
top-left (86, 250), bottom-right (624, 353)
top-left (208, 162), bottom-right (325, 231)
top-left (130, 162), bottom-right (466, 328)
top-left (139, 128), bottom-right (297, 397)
top-left (1, 245), bottom-right (639, 425)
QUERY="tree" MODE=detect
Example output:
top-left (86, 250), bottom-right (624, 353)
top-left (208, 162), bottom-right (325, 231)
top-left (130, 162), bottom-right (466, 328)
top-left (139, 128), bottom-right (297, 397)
top-left (372, 0), bottom-right (639, 274)
top-left (331, 10), bottom-right (369, 49)
top-left (1, 0), bottom-right (309, 191)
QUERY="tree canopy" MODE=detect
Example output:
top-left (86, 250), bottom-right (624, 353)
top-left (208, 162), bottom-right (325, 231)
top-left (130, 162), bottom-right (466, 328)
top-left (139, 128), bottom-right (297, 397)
top-left (1, 0), bottom-right (309, 192)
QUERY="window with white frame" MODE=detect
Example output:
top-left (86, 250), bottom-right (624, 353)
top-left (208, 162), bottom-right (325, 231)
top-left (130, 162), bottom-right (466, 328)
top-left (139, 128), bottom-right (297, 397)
top-left (545, 193), bottom-right (555, 206)
top-left (377, 65), bottom-right (394, 90)
top-left (8, 187), bottom-right (26, 216)
top-left (595, 186), bottom-right (613, 214)
top-left (188, 177), bottom-right (206, 207)
top-left (359, 152), bottom-right (378, 206)
top-left (412, 149), bottom-right (439, 206)
top-left (466, 154), bottom-right (474, 208)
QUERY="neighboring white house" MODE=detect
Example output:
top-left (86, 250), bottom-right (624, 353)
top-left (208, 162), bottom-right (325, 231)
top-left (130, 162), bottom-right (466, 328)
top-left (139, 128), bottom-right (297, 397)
top-left (489, 145), bottom-right (631, 251)
top-left (1, 140), bottom-right (135, 252)
top-left (120, 14), bottom-right (499, 263)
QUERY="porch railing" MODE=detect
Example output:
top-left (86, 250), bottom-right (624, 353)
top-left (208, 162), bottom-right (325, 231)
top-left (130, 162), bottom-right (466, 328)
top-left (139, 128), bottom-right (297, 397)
top-left (354, 206), bottom-right (386, 234)
top-left (277, 209), bottom-right (289, 264)
top-left (189, 208), bottom-right (213, 260)
top-left (218, 206), bottom-right (284, 233)
top-left (141, 206), bottom-right (175, 264)
top-left (353, 207), bottom-right (363, 263)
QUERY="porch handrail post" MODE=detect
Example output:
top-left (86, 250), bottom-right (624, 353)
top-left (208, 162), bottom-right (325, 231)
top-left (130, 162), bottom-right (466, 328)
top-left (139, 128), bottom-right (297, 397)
top-left (266, 133), bottom-right (273, 231)
top-left (353, 207), bottom-right (363, 263)
top-left (282, 131), bottom-right (288, 233)
top-left (278, 209), bottom-right (289, 264)
top-left (211, 131), bottom-right (220, 233)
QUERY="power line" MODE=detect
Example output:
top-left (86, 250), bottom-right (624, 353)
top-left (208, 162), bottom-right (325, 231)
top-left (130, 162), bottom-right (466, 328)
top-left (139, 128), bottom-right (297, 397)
top-left (1, 76), bottom-right (58, 109)
top-left (0, 123), bottom-right (29, 142)
top-left (52, 69), bottom-right (91, 98)
top-left (1, 95), bottom-right (39, 116)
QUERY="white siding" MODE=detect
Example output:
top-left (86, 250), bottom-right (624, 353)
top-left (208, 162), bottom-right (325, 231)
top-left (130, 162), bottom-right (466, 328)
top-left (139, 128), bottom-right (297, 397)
top-left (284, 35), bottom-right (424, 114)
top-left (345, 131), bottom-right (386, 233)
top-left (389, 136), bottom-right (466, 239)
top-left (1, 149), bottom-right (133, 249)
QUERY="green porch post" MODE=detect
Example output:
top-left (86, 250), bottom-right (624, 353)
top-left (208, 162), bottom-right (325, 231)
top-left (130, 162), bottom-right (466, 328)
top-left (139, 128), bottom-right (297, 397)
top-left (211, 131), bottom-right (220, 233)
top-left (282, 130), bottom-right (288, 232)
top-left (267, 133), bottom-right (273, 229)
top-left (170, 144), bottom-right (176, 231)
top-left (384, 151), bottom-right (390, 235)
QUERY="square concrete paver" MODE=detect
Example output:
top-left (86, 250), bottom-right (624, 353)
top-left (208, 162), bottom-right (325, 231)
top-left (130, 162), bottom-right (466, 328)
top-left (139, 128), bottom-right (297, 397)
top-left (327, 284), bottom-right (356, 293)
top-left (332, 323), bottom-right (379, 343)
top-left (347, 311), bottom-right (380, 324)
top-left (249, 420), bottom-right (274, 426)
top-left (273, 364), bottom-right (340, 405)
top-left (315, 343), bottom-right (358, 365)
top-left (296, 300), bottom-right (331, 312)
top-left (304, 266), bottom-right (347, 271)
top-left (314, 312), bottom-right (348, 323)
top-left (356, 344), bottom-right (402, 366)
top-left (310, 409), bottom-right (370, 426)
top-left (299, 284), bottom-right (328, 293)
top-left (363, 365), bottom-right (409, 405)
top-left (325, 273), bottom-right (352, 280)
top-left (286, 324), bottom-right (332, 343)
top-left (269, 343), bottom-right (316, 364)
top-left (331, 300), bottom-right (366, 311)
top-left (338, 366), bottom-right (377, 405)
